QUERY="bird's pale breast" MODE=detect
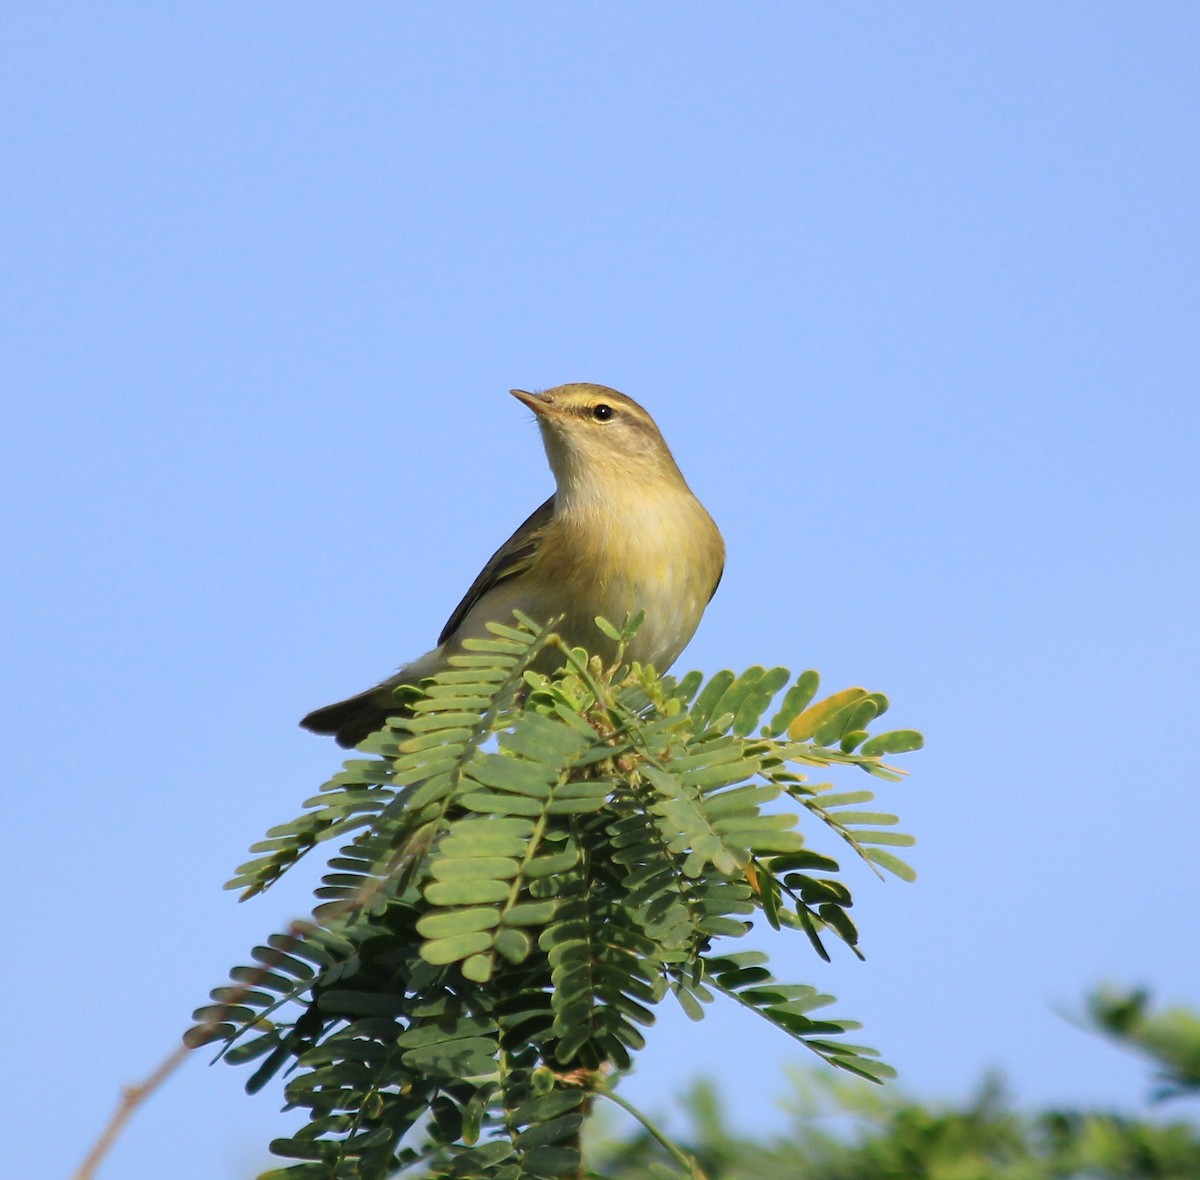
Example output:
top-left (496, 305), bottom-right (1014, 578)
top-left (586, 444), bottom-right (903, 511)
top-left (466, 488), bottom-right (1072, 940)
top-left (525, 489), bottom-right (722, 670)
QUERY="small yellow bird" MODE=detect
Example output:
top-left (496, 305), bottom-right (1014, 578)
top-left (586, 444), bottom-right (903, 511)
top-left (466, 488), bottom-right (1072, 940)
top-left (301, 383), bottom-right (725, 747)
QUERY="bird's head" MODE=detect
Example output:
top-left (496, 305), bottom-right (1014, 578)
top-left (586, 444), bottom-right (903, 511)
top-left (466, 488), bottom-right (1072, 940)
top-left (510, 384), bottom-right (684, 505)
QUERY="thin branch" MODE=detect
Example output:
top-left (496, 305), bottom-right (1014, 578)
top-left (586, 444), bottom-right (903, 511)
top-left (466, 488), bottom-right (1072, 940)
top-left (72, 1042), bottom-right (191, 1180)
top-left (71, 864), bottom-right (402, 1180)
top-left (72, 621), bottom-right (566, 1178)
top-left (596, 1084), bottom-right (709, 1180)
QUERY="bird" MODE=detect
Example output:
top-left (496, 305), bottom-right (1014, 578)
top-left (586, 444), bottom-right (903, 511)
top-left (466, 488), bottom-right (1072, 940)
top-left (301, 383), bottom-right (724, 747)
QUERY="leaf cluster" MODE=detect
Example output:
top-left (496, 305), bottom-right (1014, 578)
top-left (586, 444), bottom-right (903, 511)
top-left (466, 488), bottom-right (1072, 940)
top-left (591, 1066), bottom-right (1200, 1180)
top-left (189, 614), bottom-right (922, 1179)
top-left (1086, 986), bottom-right (1200, 1101)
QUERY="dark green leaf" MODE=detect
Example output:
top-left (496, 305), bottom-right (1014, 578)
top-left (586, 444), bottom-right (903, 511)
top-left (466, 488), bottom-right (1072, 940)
top-left (315, 990), bottom-right (409, 1017)
top-left (521, 1143), bottom-right (582, 1178)
top-left (770, 850), bottom-right (841, 873)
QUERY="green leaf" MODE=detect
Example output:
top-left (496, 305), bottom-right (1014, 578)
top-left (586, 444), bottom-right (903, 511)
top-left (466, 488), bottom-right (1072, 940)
top-left (819, 904), bottom-right (859, 947)
top-left (671, 669), bottom-right (705, 704)
top-left (673, 985), bottom-right (707, 1021)
top-left (510, 1090), bottom-right (585, 1126)
top-left (865, 848), bottom-right (918, 881)
top-left (316, 990), bottom-right (410, 1017)
top-left (439, 826), bottom-right (534, 856)
top-left (416, 907), bottom-right (500, 938)
top-left (267, 1137), bottom-right (328, 1161)
top-left (858, 729), bottom-right (925, 756)
top-left (524, 847), bottom-right (582, 878)
top-left (794, 902), bottom-right (831, 962)
top-left (830, 811), bottom-right (899, 827)
top-left (690, 670), bottom-right (736, 727)
top-left (756, 866), bottom-right (782, 930)
top-left (430, 857), bottom-right (520, 881)
top-left (425, 878), bottom-right (511, 905)
top-left (420, 931), bottom-right (495, 965)
top-left (840, 729), bottom-right (870, 752)
top-left (769, 850), bottom-right (841, 873)
top-left (840, 697), bottom-right (881, 738)
top-left (521, 1143), bottom-right (581, 1177)
top-left (516, 1111), bottom-right (585, 1149)
top-left (494, 927), bottom-right (533, 963)
top-left (594, 615), bottom-right (623, 641)
top-left (816, 790), bottom-right (875, 807)
top-left (469, 753), bottom-right (556, 795)
top-left (854, 830), bottom-right (916, 846)
top-left (462, 952), bottom-right (493, 982)
top-left (814, 701), bottom-right (868, 747)
top-left (399, 1033), bottom-right (499, 1080)
top-left (767, 670), bottom-right (821, 735)
top-left (731, 666), bottom-right (791, 736)
top-left (460, 791), bottom-right (547, 817)
top-left (788, 687), bottom-right (868, 742)
top-left (503, 900), bottom-right (559, 926)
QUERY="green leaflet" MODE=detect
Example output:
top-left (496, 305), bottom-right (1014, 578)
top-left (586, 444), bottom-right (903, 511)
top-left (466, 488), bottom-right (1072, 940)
top-left (671, 668), bottom-right (705, 705)
top-left (731, 666), bottom-right (792, 736)
top-left (468, 753), bottom-right (558, 795)
top-left (788, 687), bottom-right (869, 742)
top-left (399, 1030), bottom-right (499, 1080)
top-left (866, 848), bottom-right (919, 881)
top-left (425, 878), bottom-right (511, 905)
top-left (859, 728), bottom-right (926, 756)
top-left (509, 1089), bottom-right (585, 1127)
top-left (460, 791), bottom-right (547, 817)
top-left (766, 669), bottom-right (821, 735)
top-left (523, 847), bottom-right (581, 878)
top-left (429, 855), bottom-right (520, 881)
top-left (421, 930), bottom-right (495, 964)
top-left (828, 811), bottom-right (900, 827)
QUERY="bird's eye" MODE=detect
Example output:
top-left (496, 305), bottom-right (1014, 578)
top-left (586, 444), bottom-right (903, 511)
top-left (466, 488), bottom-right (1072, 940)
top-left (592, 403), bottom-right (614, 421)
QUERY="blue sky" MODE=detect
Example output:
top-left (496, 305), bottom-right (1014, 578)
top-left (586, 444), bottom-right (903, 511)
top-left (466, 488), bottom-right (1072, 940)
top-left (5, 5), bottom-right (1198, 1177)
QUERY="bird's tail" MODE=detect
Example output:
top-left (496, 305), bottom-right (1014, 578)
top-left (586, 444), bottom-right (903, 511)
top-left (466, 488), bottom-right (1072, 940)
top-left (300, 681), bottom-right (415, 749)
top-left (301, 650), bottom-right (446, 748)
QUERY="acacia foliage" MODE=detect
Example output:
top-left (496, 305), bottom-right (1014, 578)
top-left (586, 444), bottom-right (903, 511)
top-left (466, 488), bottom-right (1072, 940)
top-left (1087, 987), bottom-right (1200, 1102)
top-left (590, 1066), bottom-right (1200, 1180)
top-left (188, 614), bottom-right (922, 1179)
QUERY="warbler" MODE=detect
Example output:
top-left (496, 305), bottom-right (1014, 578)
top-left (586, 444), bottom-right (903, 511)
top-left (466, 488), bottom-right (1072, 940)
top-left (301, 383), bottom-right (725, 747)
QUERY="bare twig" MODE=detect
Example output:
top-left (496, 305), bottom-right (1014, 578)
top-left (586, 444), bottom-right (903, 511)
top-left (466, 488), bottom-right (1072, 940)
top-left (72, 1041), bottom-right (191, 1180)
top-left (72, 866), bottom-right (402, 1179)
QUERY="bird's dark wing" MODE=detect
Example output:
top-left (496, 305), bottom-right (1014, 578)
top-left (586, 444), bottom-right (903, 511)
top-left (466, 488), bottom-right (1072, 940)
top-left (437, 496), bottom-right (555, 645)
top-left (707, 564), bottom-right (723, 603)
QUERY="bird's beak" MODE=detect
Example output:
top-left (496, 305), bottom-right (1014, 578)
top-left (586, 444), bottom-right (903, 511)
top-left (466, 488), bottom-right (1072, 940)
top-left (510, 388), bottom-right (561, 418)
